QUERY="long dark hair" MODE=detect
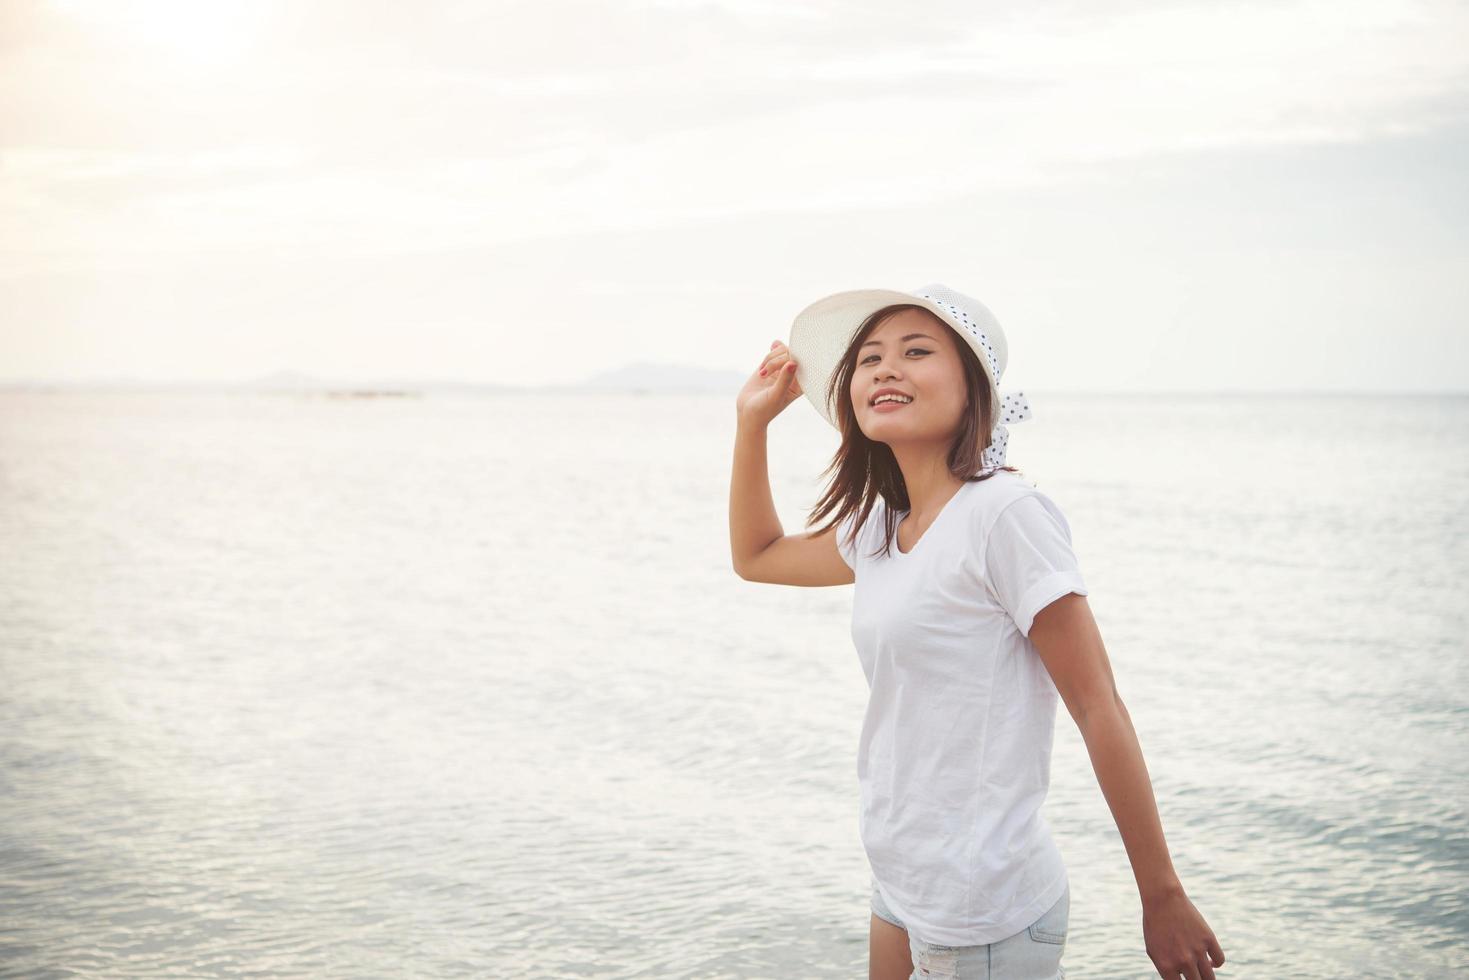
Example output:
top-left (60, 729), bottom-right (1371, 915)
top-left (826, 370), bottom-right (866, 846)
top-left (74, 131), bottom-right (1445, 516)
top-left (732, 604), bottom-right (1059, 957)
top-left (808, 303), bottom-right (1021, 561)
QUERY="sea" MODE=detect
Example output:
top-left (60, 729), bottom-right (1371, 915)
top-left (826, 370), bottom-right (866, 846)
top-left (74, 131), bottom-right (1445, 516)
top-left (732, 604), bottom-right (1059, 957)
top-left (1, 388), bottom-right (1465, 978)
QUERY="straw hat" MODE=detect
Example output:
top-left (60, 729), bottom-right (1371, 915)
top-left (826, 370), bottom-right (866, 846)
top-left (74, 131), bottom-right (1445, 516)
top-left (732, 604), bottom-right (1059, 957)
top-left (788, 282), bottom-right (1033, 471)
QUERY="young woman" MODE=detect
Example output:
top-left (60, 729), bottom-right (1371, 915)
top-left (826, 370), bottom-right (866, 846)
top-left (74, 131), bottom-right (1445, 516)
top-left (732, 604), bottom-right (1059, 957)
top-left (729, 284), bottom-right (1225, 980)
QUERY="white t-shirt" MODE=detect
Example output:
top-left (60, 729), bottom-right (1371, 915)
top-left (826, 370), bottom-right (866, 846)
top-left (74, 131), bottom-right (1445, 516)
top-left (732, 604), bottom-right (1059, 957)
top-left (835, 468), bottom-right (1088, 947)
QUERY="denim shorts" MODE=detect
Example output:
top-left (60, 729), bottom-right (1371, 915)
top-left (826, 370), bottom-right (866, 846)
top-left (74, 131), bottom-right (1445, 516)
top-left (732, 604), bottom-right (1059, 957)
top-left (870, 879), bottom-right (1069, 980)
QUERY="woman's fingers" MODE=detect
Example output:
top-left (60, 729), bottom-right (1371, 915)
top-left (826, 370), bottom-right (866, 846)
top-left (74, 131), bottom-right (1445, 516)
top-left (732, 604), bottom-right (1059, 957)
top-left (774, 359), bottom-right (798, 397)
top-left (758, 345), bottom-right (791, 376)
top-left (782, 360), bottom-right (801, 397)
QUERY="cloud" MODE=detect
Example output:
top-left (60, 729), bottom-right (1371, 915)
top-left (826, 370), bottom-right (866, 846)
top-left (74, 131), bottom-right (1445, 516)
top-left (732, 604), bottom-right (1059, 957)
top-left (2, 0), bottom-right (1467, 389)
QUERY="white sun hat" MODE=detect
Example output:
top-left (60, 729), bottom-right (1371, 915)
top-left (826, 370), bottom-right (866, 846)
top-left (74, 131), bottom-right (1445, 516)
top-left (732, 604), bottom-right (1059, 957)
top-left (787, 282), bottom-right (1033, 472)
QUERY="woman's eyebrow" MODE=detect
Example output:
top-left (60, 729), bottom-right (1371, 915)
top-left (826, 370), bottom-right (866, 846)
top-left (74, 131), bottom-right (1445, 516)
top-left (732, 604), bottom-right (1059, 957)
top-left (861, 333), bottom-right (937, 348)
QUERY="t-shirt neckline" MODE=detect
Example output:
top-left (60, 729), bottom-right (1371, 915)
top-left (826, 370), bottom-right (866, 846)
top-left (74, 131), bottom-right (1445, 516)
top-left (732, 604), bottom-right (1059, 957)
top-left (893, 477), bottom-right (982, 558)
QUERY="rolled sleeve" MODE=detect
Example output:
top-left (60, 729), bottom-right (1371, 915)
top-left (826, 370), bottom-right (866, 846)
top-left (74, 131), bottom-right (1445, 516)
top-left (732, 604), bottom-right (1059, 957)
top-left (984, 494), bottom-right (1089, 637)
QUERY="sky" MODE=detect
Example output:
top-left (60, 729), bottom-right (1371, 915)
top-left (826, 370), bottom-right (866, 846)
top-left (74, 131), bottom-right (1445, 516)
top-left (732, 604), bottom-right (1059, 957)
top-left (1, 0), bottom-right (1466, 392)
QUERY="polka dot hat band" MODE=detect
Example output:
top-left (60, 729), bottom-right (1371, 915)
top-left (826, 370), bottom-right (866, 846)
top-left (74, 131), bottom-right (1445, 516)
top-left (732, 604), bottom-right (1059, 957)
top-left (787, 282), bottom-right (1032, 473)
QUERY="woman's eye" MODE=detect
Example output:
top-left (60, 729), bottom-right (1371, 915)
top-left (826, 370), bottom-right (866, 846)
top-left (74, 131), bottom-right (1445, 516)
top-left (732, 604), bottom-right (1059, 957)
top-left (860, 348), bottom-right (930, 365)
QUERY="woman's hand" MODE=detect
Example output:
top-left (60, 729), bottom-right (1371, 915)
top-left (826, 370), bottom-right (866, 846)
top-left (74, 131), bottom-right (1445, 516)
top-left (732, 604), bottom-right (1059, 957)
top-left (735, 339), bottom-right (803, 428)
top-left (1142, 887), bottom-right (1226, 979)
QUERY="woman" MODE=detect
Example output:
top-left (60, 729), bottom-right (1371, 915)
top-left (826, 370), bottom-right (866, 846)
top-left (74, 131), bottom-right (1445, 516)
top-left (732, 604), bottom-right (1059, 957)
top-left (729, 283), bottom-right (1225, 980)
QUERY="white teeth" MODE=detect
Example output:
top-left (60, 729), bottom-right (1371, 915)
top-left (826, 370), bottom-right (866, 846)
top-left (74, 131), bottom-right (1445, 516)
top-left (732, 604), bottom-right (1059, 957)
top-left (873, 394), bottom-right (912, 405)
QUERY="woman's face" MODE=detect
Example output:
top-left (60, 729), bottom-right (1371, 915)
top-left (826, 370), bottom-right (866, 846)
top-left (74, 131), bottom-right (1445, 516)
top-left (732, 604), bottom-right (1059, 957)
top-left (848, 308), bottom-right (970, 445)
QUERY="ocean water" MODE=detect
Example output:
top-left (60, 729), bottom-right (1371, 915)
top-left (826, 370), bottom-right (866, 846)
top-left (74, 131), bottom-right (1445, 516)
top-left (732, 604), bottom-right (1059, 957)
top-left (0, 388), bottom-right (1464, 979)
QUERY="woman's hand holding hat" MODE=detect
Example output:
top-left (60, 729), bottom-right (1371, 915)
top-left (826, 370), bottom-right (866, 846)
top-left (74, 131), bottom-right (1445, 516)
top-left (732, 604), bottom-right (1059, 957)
top-left (736, 339), bottom-right (804, 429)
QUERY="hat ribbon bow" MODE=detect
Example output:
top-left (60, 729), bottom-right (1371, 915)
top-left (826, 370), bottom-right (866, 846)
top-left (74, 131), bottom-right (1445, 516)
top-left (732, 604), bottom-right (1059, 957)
top-left (980, 389), bottom-right (1032, 473)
